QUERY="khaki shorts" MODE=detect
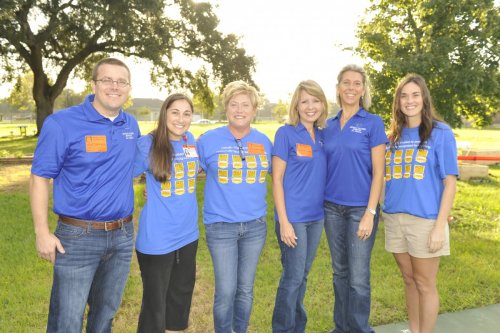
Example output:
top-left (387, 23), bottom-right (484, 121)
top-left (383, 212), bottom-right (450, 258)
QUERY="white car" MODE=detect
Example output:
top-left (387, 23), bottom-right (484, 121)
top-left (193, 118), bottom-right (216, 124)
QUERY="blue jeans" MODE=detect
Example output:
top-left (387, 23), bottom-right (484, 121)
top-left (47, 220), bottom-right (134, 333)
top-left (205, 217), bottom-right (267, 333)
top-left (272, 219), bottom-right (324, 333)
top-left (324, 202), bottom-right (379, 333)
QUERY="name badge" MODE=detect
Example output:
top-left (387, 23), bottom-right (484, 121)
top-left (85, 135), bottom-right (107, 152)
top-left (183, 145), bottom-right (198, 158)
top-left (296, 143), bottom-right (312, 157)
top-left (248, 142), bottom-right (265, 155)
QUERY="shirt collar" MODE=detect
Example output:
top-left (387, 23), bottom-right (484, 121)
top-left (333, 107), bottom-right (368, 120)
top-left (83, 94), bottom-right (125, 124)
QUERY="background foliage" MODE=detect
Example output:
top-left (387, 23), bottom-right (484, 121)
top-left (356, 0), bottom-right (499, 127)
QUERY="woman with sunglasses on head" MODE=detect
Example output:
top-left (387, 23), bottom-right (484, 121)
top-left (133, 93), bottom-right (199, 333)
top-left (271, 80), bottom-right (328, 333)
top-left (197, 81), bottom-right (272, 333)
top-left (323, 64), bottom-right (387, 333)
top-left (383, 74), bottom-right (457, 333)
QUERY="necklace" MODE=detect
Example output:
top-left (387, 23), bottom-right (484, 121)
top-left (340, 112), bottom-right (354, 128)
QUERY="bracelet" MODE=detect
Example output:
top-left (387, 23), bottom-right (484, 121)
top-left (366, 207), bottom-right (376, 215)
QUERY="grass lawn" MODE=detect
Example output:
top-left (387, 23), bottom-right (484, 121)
top-left (0, 124), bottom-right (499, 332)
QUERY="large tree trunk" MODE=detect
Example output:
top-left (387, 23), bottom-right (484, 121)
top-left (34, 97), bottom-right (54, 136)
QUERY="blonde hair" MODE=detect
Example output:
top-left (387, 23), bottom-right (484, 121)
top-left (287, 80), bottom-right (328, 128)
top-left (222, 81), bottom-right (260, 110)
top-left (336, 64), bottom-right (371, 110)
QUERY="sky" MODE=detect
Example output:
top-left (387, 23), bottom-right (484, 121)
top-left (1, 0), bottom-right (371, 103)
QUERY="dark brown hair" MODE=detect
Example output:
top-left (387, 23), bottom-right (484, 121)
top-left (149, 93), bottom-right (193, 182)
top-left (91, 58), bottom-right (131, 81)
top-left (389, 73), bottom-right (442, 149)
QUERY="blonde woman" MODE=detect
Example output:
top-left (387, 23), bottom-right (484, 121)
top-left (197, 81), bottom-right (272, 333)
top-left (271, 80), bottom-right (328, 332)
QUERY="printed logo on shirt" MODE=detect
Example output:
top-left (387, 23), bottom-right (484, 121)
top-left (188, 178), bottom-right (196, 193)
top-left (387, 147), bottom-right (428, 181)
top-left (187, 161), bottom-right (197, 177)
top-left (246, 170), bottom-right (257, 184)
top-left (404, 164), bottom-right (412, 178)
top-left (122, 131), bottom-right (136, 140)
top-left (413, 165), bottom-right (425, 180)
top-left (174, 180), bottom-right (185, 195)
top-left (246, 155), bottom-right (257, 169)
top-left (385, 166), bottom-right (391, 181)
top-left (218, 169), bottom-right (229, 184)
top-left (385, 150), bottom-right (392, 164)
top-left (218, 154), bottom-right (229, 169)
top-left (349, 125), bottom-right (367, 134)
top-left (232, 169), bottom-right (243, 184)
top-left (296, 143), bottom-right (313, 157)
top-left (259, 170), bottom-right (267, 183)
top-left (393, 165), bottom-right (403, 179)
top-left (259, 155), bottom-right (269, 168)
top-left (161, 181), bottom-right (172, 197)
top-left (416, 149), bottom-right (428, 163)
top-left (404, 149), bottom-right (414, 163)
top-left (232, 154), bottom-right (243, 169)
top-left (85, 135), bottom-right (107, 152)
top-left (174, 163), bottom-right (184, 179)
top-left (393, 150), bottom-right (403, 164)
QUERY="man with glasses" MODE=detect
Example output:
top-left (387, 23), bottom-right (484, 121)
top-left (30, 58), bottom-right (140, 333)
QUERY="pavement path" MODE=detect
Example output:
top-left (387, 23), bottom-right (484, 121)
top-left (373, 303), bottom-right (500, 333)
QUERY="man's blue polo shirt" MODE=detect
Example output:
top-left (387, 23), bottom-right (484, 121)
top-left (272, 123), bottom-right (326, 223)
top-left (31, 94), bottom-right (140, 221)
top-left (323, 108), bottom-right (387, 206)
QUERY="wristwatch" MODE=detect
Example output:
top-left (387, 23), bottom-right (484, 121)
top-left (366, 207), bottom-right (376, 215)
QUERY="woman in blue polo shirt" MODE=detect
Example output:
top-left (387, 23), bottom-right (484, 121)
top-left (383, 74), bottom-right (457, 333)
top-left (197, 81), bottom-right (272, 333)
top-left (271, 80), bottom-right (328, 332)
top-left (323, 64), bottom-right (387, 333)
top-left (133, 93), bottom-right (199, 333)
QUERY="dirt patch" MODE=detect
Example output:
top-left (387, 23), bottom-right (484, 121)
top-left (0, 163), bottom-right (31, 193)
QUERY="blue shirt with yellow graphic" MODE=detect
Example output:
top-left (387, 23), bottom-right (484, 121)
top-left (197, 126), bottom-right (272, 224)
top-left (383, 122), bottom-right (458, 219)
top-left (272, 123), bottom-right (326, 223)
top-left (134, 132), bottom-right (199, 255)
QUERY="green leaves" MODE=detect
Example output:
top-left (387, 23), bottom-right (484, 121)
top-left (0, 0), bottom-right (255, 133)
top-left (357, 0), bottom-right (499, 127)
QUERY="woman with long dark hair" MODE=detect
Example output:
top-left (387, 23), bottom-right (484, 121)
top-left (383, 74), bottom-right (458, 333)
top-left (134, 93), bottom-right (199, 333)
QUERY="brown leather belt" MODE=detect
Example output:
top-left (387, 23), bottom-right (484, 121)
top-left (59, 215), bottom-right (132, 231)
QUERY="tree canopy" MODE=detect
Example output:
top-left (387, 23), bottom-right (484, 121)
top-left (356, 0), bottom-right (499, 127)
top-left (0, 0), bottom-right (256, 133)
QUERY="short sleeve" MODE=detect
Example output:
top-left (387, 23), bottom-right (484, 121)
top-left (272, 126), bottom-right (290, 162)
top-left (31, 117), bottom-right (67, 179)
top-left (369, 115), bottom-right (388, 148)
top-left (196, 133), bottom-right (207, 170)
top-left (436, 125), bottom-right (459, 179)
top-left (133, 135), bottom-right (152, 177)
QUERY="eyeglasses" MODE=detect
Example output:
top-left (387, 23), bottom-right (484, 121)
top-left (235, 138), bottom-right (246, 161)
top-left (94, 78), bottom-right (130, 88)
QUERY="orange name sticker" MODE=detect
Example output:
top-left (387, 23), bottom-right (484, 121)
top-left (296, 143), bottom-right (312, 157)
top-left (248, 142), bottom-right (265, 155)
top-left (85, 135), bottom-right (107, 152)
